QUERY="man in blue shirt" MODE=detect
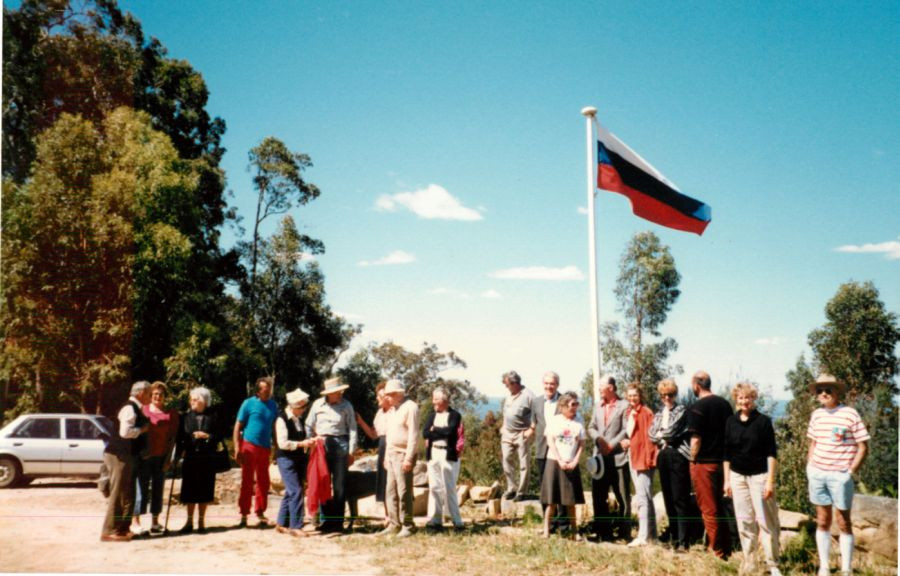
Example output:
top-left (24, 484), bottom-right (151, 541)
top-left (233, 376), bottom-right (278, 527)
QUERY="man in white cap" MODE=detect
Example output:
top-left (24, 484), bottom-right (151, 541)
top-left (379, 378), bottom-right (419, 537)
top-left (274, 388), bottom-right (314, 536)
top-left (806, 374), bottom-right (869, 576)
top-left (305, 377), bottom-right (357, 533)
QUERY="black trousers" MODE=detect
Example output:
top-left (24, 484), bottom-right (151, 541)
top-left (591, 456), bottom-right (631, 539)
top-left (657, 447), bottom-right (695, 548)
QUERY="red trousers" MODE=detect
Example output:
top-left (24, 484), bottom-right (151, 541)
top-left (239, 441), bottom-right (271, 516)
top-left (690, 462), bottom-right (731, 558)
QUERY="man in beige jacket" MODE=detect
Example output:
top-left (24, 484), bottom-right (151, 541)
top-left (380, 379), bottom-right (420, 537)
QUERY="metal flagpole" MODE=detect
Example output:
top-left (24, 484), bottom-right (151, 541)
top-left (581, 106), bottom-right (602, 404)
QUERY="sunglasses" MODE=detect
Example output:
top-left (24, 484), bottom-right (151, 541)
top-left (816, 388), bottom-right (834, 396)
top-left (660, 393), bottom-right (675, 398)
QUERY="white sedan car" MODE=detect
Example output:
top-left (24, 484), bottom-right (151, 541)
top-left (0, 413), bottom-right (113, 488)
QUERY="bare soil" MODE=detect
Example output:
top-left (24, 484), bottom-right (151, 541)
top-left (0, 477), bottom-right (379, 574)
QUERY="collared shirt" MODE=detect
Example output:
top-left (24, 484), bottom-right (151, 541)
top-left (236, 396), bottom-right (278, 448)
top-left (305, 397), bottom-right (358, 454)
top-left (502, 387), bottom-right (534, 431)
top-left (118, 398), bottom-right (145, 439)
top-left (275, 407), bottom-right (305, 451)
top-left (543, 394), bottom-right (559, 428)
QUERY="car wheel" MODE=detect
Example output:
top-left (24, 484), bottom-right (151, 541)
top-left (0, 456), bottom-right (22, 488)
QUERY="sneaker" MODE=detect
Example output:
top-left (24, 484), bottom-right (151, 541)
top-left (627, 538), bottom-right (647, 547)
top-left (149, 523), bottom-right (164, 535)
top-left (255, 514), bottom-right (270, 527)
top-left (237, 516), bottom-right (248, 528)
top-left (817, 568), bottom-right (831, 576)
top-left (769, 568), bottom-right (783, 576)
top-left (397, 527), bottom-right (414, 538)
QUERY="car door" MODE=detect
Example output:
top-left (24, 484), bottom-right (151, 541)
top-left (62, 418), bottom-right (107, 475)
top-left (8, 417), bottom-right (62, 475)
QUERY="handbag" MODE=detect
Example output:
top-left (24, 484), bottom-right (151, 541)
top-left (211, 440), bottom-right (232, 473)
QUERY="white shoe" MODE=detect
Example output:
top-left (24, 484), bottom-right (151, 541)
top-left (377, 525), bottom-right (399, 536)
top-left (627, 538), bottom-right (647, 547)
top-left (397, 527), bottom-right (414, 538)
top-left (817, 568), bottom-right (831, 576)
top-left (769, 568), bottom-right (783, 576)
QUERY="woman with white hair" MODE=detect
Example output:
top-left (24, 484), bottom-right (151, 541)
top-left (275, 388), bottom-right (315, 537)
top-left (176, 386), bottom-right (220, 534)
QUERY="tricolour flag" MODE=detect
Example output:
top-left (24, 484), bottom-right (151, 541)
top-left (596, 122), bottom-right (711, 235)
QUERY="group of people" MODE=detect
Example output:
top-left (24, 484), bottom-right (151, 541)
top-left (99, 369), bottom-right (871, 576)
top-left (498, 369), bottom-right (870, 576)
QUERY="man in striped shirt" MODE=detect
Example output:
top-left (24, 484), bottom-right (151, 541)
top-left (806, 374), bottom-right (869, 576)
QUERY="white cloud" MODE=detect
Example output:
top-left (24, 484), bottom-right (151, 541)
top-left (834, 237), bottom-right (900, 260)
top-left (489, 265), bottom-right (585, 281)
top-left (481, 289), bottom-right (502, 299)
top-left (754, 337), bottom-right (783, 346)
top-left (577, 206), bottom-right (589, 215)
top-left (427, 287), bottom-right (472, 299)
top-left (375, 184), bottom-right (483, 221)
top-left (358, 250), bottom-right (416, 267)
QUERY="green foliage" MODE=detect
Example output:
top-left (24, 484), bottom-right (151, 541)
top-left (459, 411), bottom-right (503, 486)
top-left (600, 231), bottom-right (683, 404)
top-left (367, 341), bottom-right (485, 413)
top-left (337, 349), bottom-right (383, 449)
top-left (775, 357), bottom-right (816, 514)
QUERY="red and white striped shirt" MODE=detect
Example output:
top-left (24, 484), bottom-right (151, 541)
top-left (806, 405), bottom-right (870, 471)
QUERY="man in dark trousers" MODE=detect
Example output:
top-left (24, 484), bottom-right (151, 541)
top-left (687, 370), bottom-right (734, 558)
top-left (100, 381), bottom-right (151, 542)
top-left (530, 371), bottom-right (563, 525)
top-left (587, 374), bottom-right (631, 541)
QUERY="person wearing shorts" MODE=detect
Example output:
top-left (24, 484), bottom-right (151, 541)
top-left (806, 374), bottom-right (869, 576)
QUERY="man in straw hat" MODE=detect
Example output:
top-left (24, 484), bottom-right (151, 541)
top-left (806, 373), bottom-right (869, 576)
top-left (379, 378), bottom-right (420, 537)
top-left (305, 377), bottom-right (357, 534)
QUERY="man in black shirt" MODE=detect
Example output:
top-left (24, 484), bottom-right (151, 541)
top-left (687, 371), bottom-right (733, 558)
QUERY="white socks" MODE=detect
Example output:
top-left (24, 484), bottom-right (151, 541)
top-left (839, 533), bottom-right (854, 573)
top-left (816, 530), bottom-right (831, 571)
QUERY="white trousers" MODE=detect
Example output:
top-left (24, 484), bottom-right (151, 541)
top-left (426, 448), bottom-right (463, 527)
top-left (730, 471), bottom-right (781, 569)
top-left (630, 467), bottom-right (657, 541)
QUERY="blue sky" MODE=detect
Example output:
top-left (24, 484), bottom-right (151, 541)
top-left (112, 1), bottom-right (898, 400)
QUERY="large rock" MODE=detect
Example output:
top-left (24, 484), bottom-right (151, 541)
top-left (843, 495), bottom-right (897, 561)
top-left (778, 509), bottom-right (810, 531)
top-left (413, 461), bottom-right (429, 487)
top-left (469, 481), bottom-right (501, 503)
top-left (457, 484), bottom-right (470, 506)
top-left (413, 487), bottom-right (428, 516)
top-left (350, 454), bottom-right (379, 473)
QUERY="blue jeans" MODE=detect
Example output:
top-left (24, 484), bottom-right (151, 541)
top-left (134, 456), bottom-right (165, 516)
top-left (320, 436), bottom-right (349, 531)
top-left (276, 454), bottom-right (307, 529)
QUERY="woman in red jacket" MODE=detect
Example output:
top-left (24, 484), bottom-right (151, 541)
top-left (621, 382), bottom-right (658, 547)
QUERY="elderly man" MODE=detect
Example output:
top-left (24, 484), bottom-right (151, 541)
top-left (100, 381), bottom-right (151, 542)
top-left (587, 374), bottom-right (631, 541)
top-left (687, 370), bottom-right (734, 558)
top-left (380, 379), bottom-right (419, 537)
top-left (500, 370), bottom-right (534, 501)
top-left (423, 386), bottom-right (464, 531)
top-left (233, 376), bottom-right (279, 528)
top-left (806, 374), bottom-right (869, 576)
top-left (529, 371), bottom-right (563, 526)
top-left (306, 376), bottom-right (357, 534)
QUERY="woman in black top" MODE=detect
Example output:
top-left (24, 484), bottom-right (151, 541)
top-left (723, 382), bottom-right (782, 576)
top-left (176, 387), bottom-right (221, 533)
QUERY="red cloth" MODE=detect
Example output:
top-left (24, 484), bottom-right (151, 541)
top-left (626, 404), bottom-right (658, 471)
top-left (455, 420), bottom-right (465, 455)
top-left (306, 438), bottom-right (332, 516)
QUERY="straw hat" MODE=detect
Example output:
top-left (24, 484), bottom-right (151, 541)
top-left (808, 373), bottom-right (847, 395)
top-left (286, 388), bottom-right (309, 407)
top-left (320, 377), bottom-right (350, 395)
top-left (384, 379), bottom-right (405, 394)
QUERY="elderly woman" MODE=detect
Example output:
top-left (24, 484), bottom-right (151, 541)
top-left (540, 391), bottom-right (585, 540)
top-left (724, 382), bottom-right (782, 576)
top-left (649, 378), bottom-right (693, 550)
top-left (275, 388), bottom-right (315, 537)
top-left (176, 386), bottom-right (221, 534)
top-left (132, 381), bottom-right (179, 535)
top-left (622, 383), bottom-right (657, 547)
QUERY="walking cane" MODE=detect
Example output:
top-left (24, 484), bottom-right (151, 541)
top-left (163, 453), bottom-right (180, 534)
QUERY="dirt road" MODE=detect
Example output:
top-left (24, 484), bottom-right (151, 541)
top-left (0, 478), bottom-right (378, 574)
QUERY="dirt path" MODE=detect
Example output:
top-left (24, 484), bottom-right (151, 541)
top-left (0, 478), bottom-right (379, 574)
